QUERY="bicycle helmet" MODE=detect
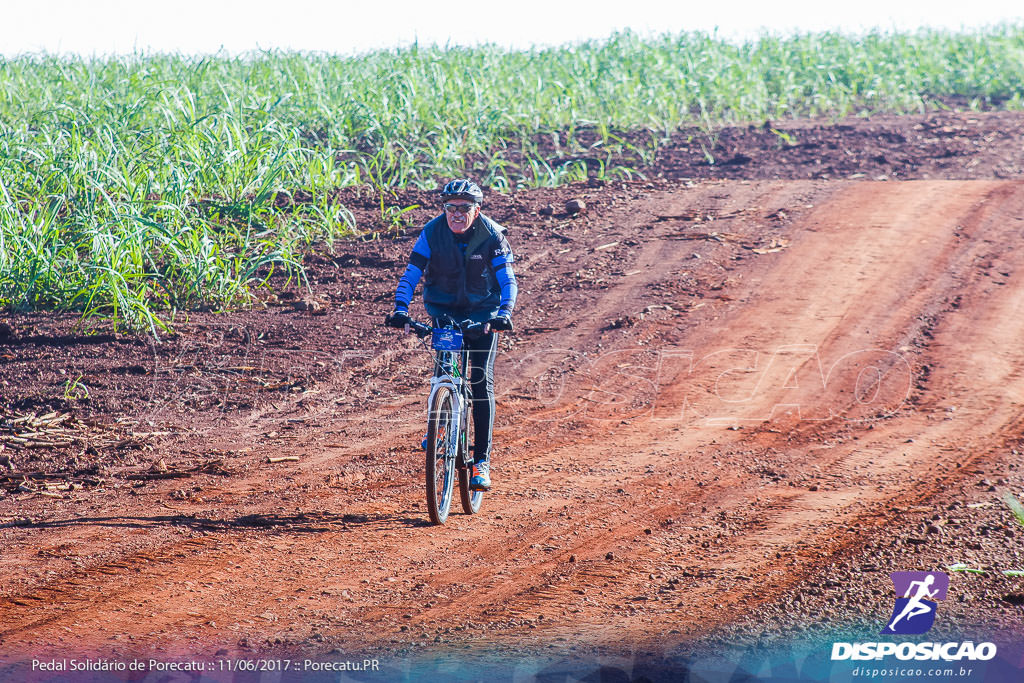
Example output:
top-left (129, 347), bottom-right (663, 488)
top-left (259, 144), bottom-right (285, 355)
top-left (439, 178), bottom-right (483, 205)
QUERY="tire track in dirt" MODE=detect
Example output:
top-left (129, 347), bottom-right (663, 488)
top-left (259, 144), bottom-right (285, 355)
top-left (3, 180), bottom-right (1024, 661)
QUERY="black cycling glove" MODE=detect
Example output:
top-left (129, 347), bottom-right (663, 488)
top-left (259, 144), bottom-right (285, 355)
top-left (385, 310), bottom-right (412, 328)
top-left (488, 315), bottom-right (513, 332)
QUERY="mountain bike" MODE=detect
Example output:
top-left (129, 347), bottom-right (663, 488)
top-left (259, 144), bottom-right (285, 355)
top-left (385, 316), bottom-right (486, 525)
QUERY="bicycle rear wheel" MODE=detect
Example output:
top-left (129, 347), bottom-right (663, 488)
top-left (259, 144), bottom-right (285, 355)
top-left (458, 394), bottom-right (483, 515)
top-left (426, 386), bottom-right (457, 525)
top-left (458, 468), bottom-right (484, 514)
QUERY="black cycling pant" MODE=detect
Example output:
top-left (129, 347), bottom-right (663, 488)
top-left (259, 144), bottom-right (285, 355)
top-left (467, 330), bottom-right (498, 463)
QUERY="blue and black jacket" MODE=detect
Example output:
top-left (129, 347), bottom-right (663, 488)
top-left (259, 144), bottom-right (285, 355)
top-left (394, 213), bottom-right (518, 322)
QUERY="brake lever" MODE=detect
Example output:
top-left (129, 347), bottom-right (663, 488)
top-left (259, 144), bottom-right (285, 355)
top-left (458, 320), bottom-right (489, 337)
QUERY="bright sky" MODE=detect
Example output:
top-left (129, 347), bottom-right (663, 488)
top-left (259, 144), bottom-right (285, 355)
top-left (2, 0), bottom-right (1021, 57)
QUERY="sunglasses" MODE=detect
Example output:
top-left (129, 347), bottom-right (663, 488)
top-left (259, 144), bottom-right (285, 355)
top-left (443, 203), bottom-right (476, 215)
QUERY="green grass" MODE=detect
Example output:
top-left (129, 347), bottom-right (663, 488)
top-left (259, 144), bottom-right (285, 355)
top-left (1005, 492), bottom-right (1024, 528)
top-left (2, 25), bottom-right (1023, 331)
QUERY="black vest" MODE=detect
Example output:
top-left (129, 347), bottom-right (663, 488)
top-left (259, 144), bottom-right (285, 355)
top-left (422, 213), bottom-right (507, 314)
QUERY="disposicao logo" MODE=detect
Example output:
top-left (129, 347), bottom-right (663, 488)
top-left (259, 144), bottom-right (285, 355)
top-left (881, 571), bottom-right (948, 635)
top-left (831, 570), bottom-right (997, 663)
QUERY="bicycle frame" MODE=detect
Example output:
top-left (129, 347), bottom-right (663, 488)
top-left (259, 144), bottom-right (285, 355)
top-left (427, 344), bottom-right (472, 469)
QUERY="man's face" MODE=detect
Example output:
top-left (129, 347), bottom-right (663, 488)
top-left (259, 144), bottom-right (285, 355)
top-left (444, 200), bottom-right (478, 234)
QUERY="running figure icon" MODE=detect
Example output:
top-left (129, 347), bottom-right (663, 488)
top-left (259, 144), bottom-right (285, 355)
top-left (882, 571), bottom-right (949, 635)
top-left (887, 575), bottom-right (937, 631)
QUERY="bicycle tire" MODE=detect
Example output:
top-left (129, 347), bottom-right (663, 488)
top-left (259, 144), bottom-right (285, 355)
top-left (425, 386), bottom-right (457, 525)
top-left (458, 392), bottom-right (483, 515)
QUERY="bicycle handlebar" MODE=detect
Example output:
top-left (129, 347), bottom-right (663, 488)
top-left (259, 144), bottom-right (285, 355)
top-left (451, 320), bottom-right (488, 337)
top-left (384, 316), bottom-right (486, 338)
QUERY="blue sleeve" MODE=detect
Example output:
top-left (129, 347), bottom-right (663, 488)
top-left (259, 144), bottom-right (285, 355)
top-left (490, 236), bottom-right (517, 316)
top-left (395, 231), bottom-right (430, 311)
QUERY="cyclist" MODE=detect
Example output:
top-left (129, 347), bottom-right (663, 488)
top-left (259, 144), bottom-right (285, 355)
top-left (386, 179), bottom-right (518, 491)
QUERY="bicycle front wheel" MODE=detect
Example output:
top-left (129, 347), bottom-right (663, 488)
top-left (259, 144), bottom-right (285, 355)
top-left (426, 386), bottom-right (457, 525)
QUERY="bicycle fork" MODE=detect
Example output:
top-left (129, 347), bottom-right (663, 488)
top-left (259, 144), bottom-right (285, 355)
top-left (429, 376), bottom-right (476, 469)
top-left (428, 376), bottom-right (462, 462)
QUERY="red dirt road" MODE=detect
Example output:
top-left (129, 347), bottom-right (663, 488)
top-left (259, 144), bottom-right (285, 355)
top-left (2, 178), bottom-right (1024, 664)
